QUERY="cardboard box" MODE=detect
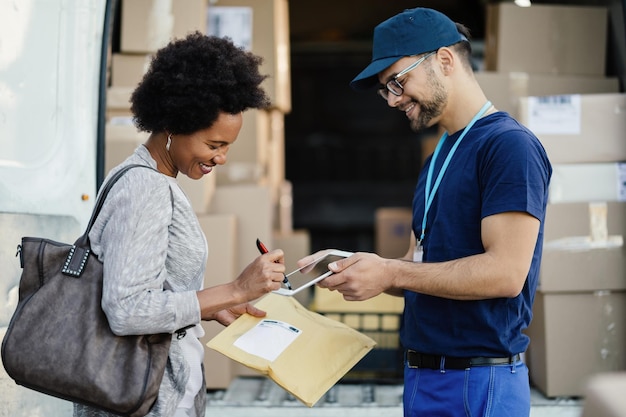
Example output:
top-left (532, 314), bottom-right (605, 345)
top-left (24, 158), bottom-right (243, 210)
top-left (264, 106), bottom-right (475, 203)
top-left (208, 184), bottom-right (273, 275)
top-left (518, 93), bottom-right (626, 164)
top-left (544, 202), bottom-right (626, 242)
top-left (475, 72), bottom-right (619, 119)
top-left (265, 109), bottom-right (286, 204)
top-left (208, 0), bottom-right (291, 112)
top-left (527, 291), bottom-right (626, 397)
top-left (273, 229), bottom-right (311, 306)
top-left (313, 289), bottom-right (404, 315)
top-left (106, 86), bottom-right (133, 110)
top-left (197, 214), bottom-right (238, 388)
top-left (104, 122), bottom-right (148, 174)
top-left (172, 0), bottom-right (207, 39)
top-left (275, 180), bottom-right (293, 234)
top-left (375, 207), bottom-right (413, 259)
top-left (120, 0), bottom-right (173, 53)
top-left (111, 53), bottom-right (151, 88)
top-left (541, 202), bottom-right (626, 292)
top-left (582, 372), bottom-right (626, 417)
top-left (540, 241), bottom-right (626, 292)
top-left (273, 229), bottom-right (310, 274)
top-left (485, 3), bottom-right (608, 76)
top-left (549, 163), bottom-right (625, 204)
top-left (106, 109), bottom-right (134, 122)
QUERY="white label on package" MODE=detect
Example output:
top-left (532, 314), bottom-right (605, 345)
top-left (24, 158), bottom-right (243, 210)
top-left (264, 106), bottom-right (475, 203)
top-left (207, 7), bottom-right (253, 51)
top-left (233, 319), bottom-right (302, 362)
top-left (527, 95), bottom-right (581, 135)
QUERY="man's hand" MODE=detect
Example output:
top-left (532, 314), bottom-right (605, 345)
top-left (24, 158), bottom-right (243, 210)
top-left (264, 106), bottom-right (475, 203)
top-left (317, 252), bottom-right (391, 301)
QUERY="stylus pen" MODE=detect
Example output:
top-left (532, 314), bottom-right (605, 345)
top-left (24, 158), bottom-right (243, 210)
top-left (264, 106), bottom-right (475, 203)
top-left (256, 238), bottom-right (292, 290)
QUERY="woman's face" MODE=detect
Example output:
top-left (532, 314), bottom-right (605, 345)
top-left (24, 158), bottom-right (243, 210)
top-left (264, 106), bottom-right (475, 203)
top-left (171, 112), bottom-right (242, 180)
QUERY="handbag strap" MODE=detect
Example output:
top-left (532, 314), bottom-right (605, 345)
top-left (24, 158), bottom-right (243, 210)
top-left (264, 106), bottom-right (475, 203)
top-left (62, 165), bottom-right (194, 337)
top-left (63, 164), bottom-right (157, 276)
top-left (84, 164), bottom-right (154, 236)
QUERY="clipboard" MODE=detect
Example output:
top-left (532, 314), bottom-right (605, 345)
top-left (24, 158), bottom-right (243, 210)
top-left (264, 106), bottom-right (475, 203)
top-left (206, 293), bottom-right (377, 407)
top-left (274, 249), bottom-right (353, 296)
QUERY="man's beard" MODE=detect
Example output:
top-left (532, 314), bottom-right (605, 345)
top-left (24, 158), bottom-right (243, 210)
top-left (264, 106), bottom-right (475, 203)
top-left (409, 71), bottom-right (446, 132)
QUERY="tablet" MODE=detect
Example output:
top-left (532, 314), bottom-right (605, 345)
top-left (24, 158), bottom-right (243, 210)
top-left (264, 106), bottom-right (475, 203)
top-left (273, 250), bottom-right (353, 296)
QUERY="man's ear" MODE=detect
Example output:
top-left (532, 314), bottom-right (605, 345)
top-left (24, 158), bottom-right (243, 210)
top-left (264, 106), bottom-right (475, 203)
top-left (436, 47), bottom-right (455, 74)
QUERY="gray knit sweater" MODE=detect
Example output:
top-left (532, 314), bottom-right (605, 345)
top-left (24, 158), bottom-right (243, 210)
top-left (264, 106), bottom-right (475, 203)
top-left (74, 145), bottom-right (206, 417)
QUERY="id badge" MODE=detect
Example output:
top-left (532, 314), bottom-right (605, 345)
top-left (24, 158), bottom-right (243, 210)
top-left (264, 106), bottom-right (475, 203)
top-left (413, 245), bottom-right (423, 263)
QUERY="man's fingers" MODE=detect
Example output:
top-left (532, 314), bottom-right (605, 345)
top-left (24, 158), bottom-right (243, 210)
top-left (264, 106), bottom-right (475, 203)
top-left (328, 253), bottom-right (357, 272)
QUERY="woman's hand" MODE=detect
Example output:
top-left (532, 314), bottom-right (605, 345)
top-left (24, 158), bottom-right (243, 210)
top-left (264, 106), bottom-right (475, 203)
top-left (232, 249), bottom-right (285, 300)
top-left (197, 249), bottom-right (284, 321)
top-left (211, 302), bottom-right (266, 326)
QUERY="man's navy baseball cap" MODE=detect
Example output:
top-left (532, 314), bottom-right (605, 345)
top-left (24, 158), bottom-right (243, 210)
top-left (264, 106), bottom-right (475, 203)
top-left (350, 8), bottom-right (466, 91)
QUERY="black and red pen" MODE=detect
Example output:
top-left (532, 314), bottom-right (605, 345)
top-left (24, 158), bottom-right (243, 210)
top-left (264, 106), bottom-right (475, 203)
top-left (256, 238), bottom-right (292, 290)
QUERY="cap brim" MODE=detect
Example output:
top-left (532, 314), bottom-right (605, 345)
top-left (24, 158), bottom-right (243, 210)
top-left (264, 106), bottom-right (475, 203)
top-left (349, 56), bottom-right (402, 91)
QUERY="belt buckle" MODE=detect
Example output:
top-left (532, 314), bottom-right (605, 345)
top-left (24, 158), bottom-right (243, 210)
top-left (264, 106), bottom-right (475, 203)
top-left (406, 350), bottom-right (419, 369)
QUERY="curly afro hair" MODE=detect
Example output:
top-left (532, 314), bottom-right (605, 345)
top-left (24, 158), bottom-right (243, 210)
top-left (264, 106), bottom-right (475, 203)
top-left (130, 32), bottom-right (271, 135)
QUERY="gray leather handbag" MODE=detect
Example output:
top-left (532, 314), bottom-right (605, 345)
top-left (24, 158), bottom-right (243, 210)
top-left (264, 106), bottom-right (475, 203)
top-left (1, 164), bottom-right (172, 417)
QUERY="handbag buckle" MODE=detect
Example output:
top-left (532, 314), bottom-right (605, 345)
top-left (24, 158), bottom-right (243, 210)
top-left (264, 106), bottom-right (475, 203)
top-left (62, 245), bottom-right (90, 277)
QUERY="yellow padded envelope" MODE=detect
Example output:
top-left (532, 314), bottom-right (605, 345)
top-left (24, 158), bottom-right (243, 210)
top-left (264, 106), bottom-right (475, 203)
top-left (206, 293), bottom-right (377, 407)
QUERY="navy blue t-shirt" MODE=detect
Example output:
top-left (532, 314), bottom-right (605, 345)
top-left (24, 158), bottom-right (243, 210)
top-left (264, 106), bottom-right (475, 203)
top-left (404, 112), bottom-right (552, 357)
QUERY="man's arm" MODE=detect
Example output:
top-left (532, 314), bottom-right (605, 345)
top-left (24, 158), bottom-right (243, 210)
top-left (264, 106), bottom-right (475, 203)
top-left (319, 211), bottom-right (539, 301)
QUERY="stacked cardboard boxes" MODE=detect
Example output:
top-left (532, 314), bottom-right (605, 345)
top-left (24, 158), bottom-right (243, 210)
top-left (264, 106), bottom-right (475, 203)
top-left (479, 3), bottom-right (619, 119)
top-left (206, 0), bottom-right (292, 206)
top-left (107, 0), bottom-right (207, 120)
top-left (527, 201), bottom-right (626, 397)
top-left (485, 3), bottom-right (608, 76)
top-left (482, 3), bottom-right (626, 398)
top-left (517, 93), bottom-right (626, 397)
top-left (518, 94), bottom-right (626, 166)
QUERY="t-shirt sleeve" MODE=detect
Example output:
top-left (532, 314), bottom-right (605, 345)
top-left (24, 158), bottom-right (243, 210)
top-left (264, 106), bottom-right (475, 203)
top-left (479, 127), bottom-right (551, 221)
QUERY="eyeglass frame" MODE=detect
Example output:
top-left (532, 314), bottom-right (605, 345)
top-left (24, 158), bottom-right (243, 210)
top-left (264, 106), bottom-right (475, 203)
top-left (377, 51), bottom-right (437, 100)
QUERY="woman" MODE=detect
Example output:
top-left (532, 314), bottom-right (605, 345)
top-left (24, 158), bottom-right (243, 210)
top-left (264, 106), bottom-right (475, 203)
top-left (74, 33), bottom-right (285, 417)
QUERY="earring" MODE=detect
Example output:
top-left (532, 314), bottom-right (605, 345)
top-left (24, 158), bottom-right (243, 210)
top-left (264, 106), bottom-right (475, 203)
top-left (166, 134), bottom-right (172, 152)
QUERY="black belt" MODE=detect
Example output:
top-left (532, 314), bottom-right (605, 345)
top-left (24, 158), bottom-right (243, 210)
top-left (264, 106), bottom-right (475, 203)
top-left (406, 350), bottom-right (521, 370)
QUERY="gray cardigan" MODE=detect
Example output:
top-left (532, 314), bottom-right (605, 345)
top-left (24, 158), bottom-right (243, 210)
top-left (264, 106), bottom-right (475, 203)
top-left (74, 145), bottom-right (207, 417)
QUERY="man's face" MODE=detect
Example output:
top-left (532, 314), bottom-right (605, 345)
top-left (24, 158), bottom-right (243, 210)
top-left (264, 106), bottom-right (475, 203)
top-left (377, 53), bottom-right (447, 132)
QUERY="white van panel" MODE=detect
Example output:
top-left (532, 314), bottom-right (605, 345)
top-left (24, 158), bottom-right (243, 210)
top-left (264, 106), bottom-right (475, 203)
top-left (0, 0), bottom-right (106, 230)
top-left (0, 1), bottom-right (108, 415)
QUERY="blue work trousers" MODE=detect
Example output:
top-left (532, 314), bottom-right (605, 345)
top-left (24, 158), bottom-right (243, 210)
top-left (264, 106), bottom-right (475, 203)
top-left (403, 360), bottom-right (530, 417)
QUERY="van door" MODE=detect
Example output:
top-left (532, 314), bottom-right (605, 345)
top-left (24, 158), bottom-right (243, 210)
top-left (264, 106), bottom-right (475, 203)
top-left (0, 1), bottom-right (113, 415)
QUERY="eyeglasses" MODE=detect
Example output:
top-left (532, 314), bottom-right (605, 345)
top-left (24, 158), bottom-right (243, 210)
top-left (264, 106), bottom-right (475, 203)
top-left (377, 51), bottom-right (436, 101)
